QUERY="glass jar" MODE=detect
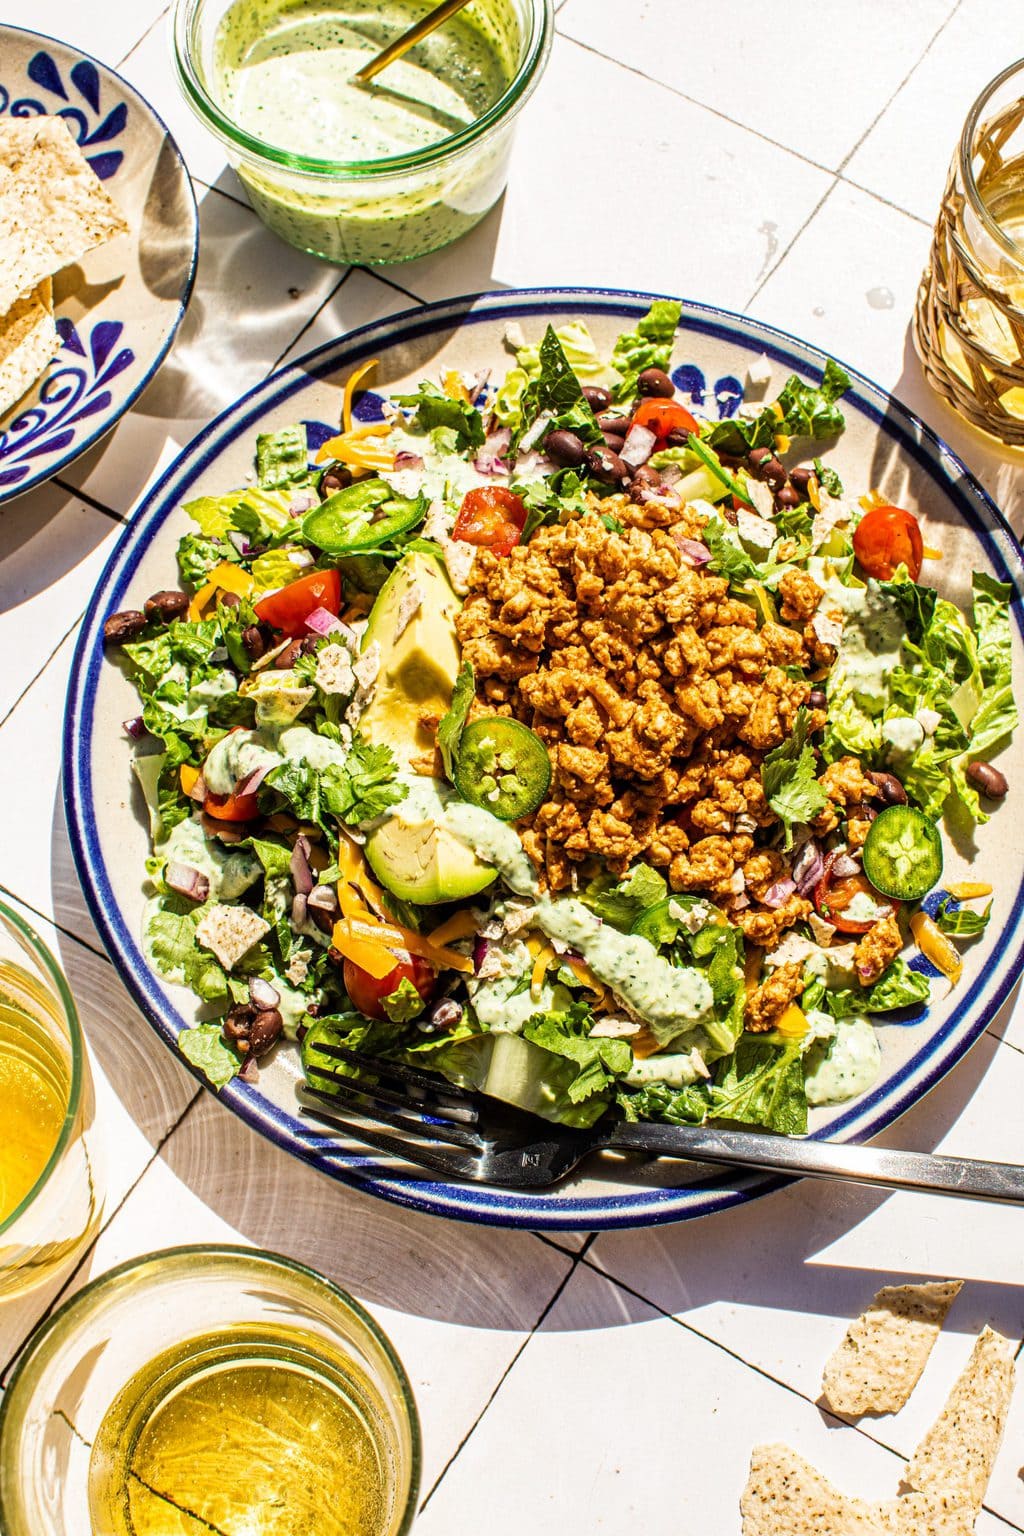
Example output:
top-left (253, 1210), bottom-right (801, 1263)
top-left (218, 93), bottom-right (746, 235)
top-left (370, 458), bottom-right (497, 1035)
top-left (0, 898), bottom-right (103, 1301)
top-left (914, 56), bottom-right (1024, 445)
top-left (0, 1245), bottom-right (421, 1535)
top-left (172, 0), bottom-right (553, 264)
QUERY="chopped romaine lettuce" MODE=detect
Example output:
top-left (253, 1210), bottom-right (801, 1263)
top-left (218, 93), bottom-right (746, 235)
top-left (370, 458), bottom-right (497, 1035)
top-left (178, 1021), bottom-right (241, 1090)
top-left (609, 298), bottom-right (682, 402)
top-left (256, 424), bottom-right (311, 490)
top-left (392, 381), bottom-right (486, 450)
top-left (711, 1036), bottom-right (807, 1135)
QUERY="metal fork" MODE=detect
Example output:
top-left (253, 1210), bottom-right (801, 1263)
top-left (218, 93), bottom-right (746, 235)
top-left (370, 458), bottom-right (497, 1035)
top-left (296, 1044), bottom-right (1024, 1203)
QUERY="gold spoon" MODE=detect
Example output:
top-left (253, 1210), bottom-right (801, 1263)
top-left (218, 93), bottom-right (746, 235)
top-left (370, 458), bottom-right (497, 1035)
top-left (354, 0), bottom-right (475, 85)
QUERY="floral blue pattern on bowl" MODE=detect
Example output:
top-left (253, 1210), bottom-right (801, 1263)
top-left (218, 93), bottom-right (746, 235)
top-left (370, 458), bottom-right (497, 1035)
top-left (0, 27), bottom-right (198, 504)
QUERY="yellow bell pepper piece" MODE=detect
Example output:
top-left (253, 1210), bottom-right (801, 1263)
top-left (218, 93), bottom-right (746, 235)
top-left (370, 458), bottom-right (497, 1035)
top-left (530, 943), bottom-right (556, 1001)
top-left (775, 1003), bottom-right (809, 1039)
top-left (180, 763), bottom-right (201, 796)
top-left (341, 356), bottom-right (378, 434)
top-left (944, 881), bottom-right (992, 900)
top-left (910, 911), bottom-right (962, 987)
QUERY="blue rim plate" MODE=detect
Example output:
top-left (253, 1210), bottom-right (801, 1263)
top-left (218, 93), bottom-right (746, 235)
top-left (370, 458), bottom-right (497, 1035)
top-left (0, 26), bottom-right (198, 503)
top-left (63, 287), bottom-right (1024, 1230)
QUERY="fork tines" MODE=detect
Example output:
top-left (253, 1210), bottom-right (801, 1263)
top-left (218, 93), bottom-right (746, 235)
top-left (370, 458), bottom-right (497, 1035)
top-left (303, 1076), bottom-right (483, 1151)
top-left (311, 1042), bottom-right (477, 1104)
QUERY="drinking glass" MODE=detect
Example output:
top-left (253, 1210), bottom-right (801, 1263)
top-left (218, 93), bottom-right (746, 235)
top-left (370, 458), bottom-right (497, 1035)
top-left (0, 1245), bottom-right (422, 1536)
top-left (915, 56), bottom-right (1024, 445)
top-left (0, 898), bottom-right (103, 1300)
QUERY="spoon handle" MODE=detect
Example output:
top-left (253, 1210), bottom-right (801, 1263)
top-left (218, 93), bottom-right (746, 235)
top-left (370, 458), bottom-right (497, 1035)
top-left (355, 0), bottom-right (475, 85)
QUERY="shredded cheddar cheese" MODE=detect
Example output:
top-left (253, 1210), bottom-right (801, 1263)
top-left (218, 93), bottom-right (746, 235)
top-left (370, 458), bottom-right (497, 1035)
top-left (530, 943), bottom-right (556, 1001)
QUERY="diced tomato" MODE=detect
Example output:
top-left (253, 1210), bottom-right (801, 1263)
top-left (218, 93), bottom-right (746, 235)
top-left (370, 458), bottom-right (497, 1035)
top-left (631, 398), bottom-right (700, 449)
top-left (253, 568), bottom-right (341, 637)
top-left (452, 487), bottom-right (528, 557)
top-left (203, 789), bottom-right (260, 823)
top-left (814, 852), bottom-right (899, 935)
top-left (343, 952), bottom-right (436, 1021)
top-left (852, 504), bottom-right (923, 581)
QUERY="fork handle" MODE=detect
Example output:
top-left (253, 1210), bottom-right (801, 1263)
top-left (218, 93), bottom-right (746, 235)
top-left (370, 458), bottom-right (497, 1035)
top-left (605, 1122), bottom-right (1024, 1204)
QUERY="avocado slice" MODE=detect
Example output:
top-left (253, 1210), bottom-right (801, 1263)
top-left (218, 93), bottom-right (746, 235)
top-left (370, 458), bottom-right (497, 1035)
top-left (365, 808), bottom-right (496, 905)
top-left (359, 551), bottom-right (462, 768)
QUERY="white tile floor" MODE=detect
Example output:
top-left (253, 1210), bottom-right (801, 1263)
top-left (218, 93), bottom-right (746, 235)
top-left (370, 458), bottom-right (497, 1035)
top-left (1, 2), bottom-right (1024, 1531)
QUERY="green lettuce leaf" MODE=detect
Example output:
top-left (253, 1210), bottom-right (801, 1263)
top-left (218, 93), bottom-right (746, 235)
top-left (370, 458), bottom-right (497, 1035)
top-left (523, 1001), bottom-right (632, 1105)
top-left (392, 381), bottom-right (486, 451)
top-left (177, 533), bottom-right (237, 588)
top-left (178, 1022), bottom-right (241, 1090)
top-left (703, 359), bottom-right (849, 457)
top-left (616, 1080), bottom-right (711, 1126)
top-left (382, 977), bottom-right (427, 1022)
top-left (513, 325), bottom-right (602, 454)
top-left (935, 897), bottom-right (992, 938)
top-left (437, 661), bottom-right (475, 780)
top-left (825, 958), bottom-right (931, 1018)
top-left (711, 1036), bottom-right (807, 1134)
top-left (494, 320), bottom-right (621, 427)
top-left (813, 457), bottom-right (843, 497)
top-left (609, 298), bottom-right (681, 401)
top-left (581, 862), bottom-right (668, 931)
top-left (256, 424), bottom-right (311, 490)
top-left (761, 708), bottom-right (829, 848)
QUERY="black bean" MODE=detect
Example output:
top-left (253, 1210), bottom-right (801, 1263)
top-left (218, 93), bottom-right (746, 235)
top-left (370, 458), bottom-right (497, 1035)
top-left (144, 590), bottom-right (189, 623)
top-left (247, 1008), bottom-right (284, 1058)
top-left (585, 445), bottom-right (629, 485)
top-left (789, 466), bottom-right (813, 494)
top-left (223, 1003), bottom-right (255, 1051)
top-left (665, 426), bottom-right (691, 449)
top-left (748, 446), bottom-right (773, 472)
top-left (318, 464), bottom-right (353, 498)
top-left (867, 770), bottom-right (908, 806)
top-left (966, 760), bottom-right (1008, 799)
top-left (544, 428), bottom-right (586, 468)
top-left (762, 457), bottom-right (787, 491)
top-left (103, 610), bottom-right (147, 645)
top-left (582, 385), bottom-right (611, 412)
top-left (807, 688), bottom-right (827, 710)
top-left (219, 591), bottom-right (241, 610)
top-left (774, 485), bottom-right (800, 509)
top-left (848, 803), bottom-right (878, 826)
top-left (636, 367), bottom-right (675, 398)
top-left (602, 432), bottom-right (626, 454)
top-left (275, 636), bottom-right (317, 668)
top-left (242, 624), bottom-right (265, 661)
top-left (596, 411), bottom-right (630, 434)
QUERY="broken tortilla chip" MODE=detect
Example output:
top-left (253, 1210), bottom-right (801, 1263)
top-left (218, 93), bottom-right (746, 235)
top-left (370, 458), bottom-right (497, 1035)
top-left (741, 1443), bottom-right (974, 1536)
top-left (821, 1280), bottom-right (963, 1416)
top-left (905, 1325), bottom-right (1015, 1515)
top-left (0, 277), bottom-right (60, 419)
top-left (0, 117), bottom-right (128, 314)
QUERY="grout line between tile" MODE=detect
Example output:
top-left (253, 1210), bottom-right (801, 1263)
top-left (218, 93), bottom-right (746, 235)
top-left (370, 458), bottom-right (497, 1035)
top-left (192, 176), bottom-right (256, 215)
top-left (837, 173), bottom-right (932, 229)
top-left (577, 1255), bottom-right (1024, 1532)
top-left (116, 3), bottom-right (171, 69)
top-left (416, 1250), bottom-right (581, 1514)
top-left (0, 1089), bottom-right (202, 1385)
top-left (363, 265), bottom-right (428, 306)
top-left (266, 266), bottom-right (356, 374)
top-left (0, 881), bottom-right (113, 967)
top-left (52, 476), bottom-right (127, 524)
top-left (0, 612), bottom-right (83, 735)
top-left (743, 175), bottom-right (841, 308)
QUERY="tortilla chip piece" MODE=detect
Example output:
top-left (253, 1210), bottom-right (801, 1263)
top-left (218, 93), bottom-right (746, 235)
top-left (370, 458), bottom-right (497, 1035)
top-left (0, 117), bottom-right (128, 313)
top-left (741, 1444), bottom-right (974, 1536)
top-left (0, 117), bottom-right (48, 167)
top-left (821, 1280), bottom-right (963, 1416)
top-left (905, 1325), bottom-right (1015, 1515)
top-left (0, 277), bottom-right (60, 418)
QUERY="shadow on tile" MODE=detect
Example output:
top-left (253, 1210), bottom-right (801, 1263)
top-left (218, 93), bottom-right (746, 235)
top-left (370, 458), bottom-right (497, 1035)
top-left (0, 479), bottom-right (119, 614)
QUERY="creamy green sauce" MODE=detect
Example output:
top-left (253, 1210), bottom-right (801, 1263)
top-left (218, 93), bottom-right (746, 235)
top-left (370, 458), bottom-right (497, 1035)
top-left (841, 889), bottom-right (894, 926)
top-left (210, 0), bottom-right (519, 263)
top-left (156, 815), bottom-right (261, 901)
top-left (828, 579), bottom-right (906, 711)
top-left (625, 1052), bottom-right (706, 1089)
top-left (804, 1016), bottom-right (881, 1106)
top-left (203, 723), bottom-right (349, 798)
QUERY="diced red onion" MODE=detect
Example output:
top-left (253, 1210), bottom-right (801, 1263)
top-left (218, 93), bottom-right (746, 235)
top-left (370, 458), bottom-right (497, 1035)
top-left (470, 369), bottom-right (492, 406)
top-left (307, 884), bottom-right (339, 919)
top-left (672, 534), bottom-right (712, 567)
top-left (831, 852), bottom-right (860, 879)
top-left (290, 836), bottom-right (313, 896)
top-left (123, 716), bottom-right (146, 739)
top-left (393, 451), bottom-right (424, 471)
top-left (620, 422), bottom-right (658, 468)
top-left (187, 772), bottom-right (207, 804)
top-left (731, 892), bottom-right (750, 911)
top-left (762, 878), bottom-right (797, 909)
top-left (472, 452), bottom-right (511, 476)
top-left (291, 892), bottom-right (308, 929)
top-left (857, 962), bottom-right (877, 984)
top-left (288, 490), bottom-right (316, 516)
top-left (249, 976), bottom-right (280, 1010)
top-left (235, 764), bottom-right (270, 797)
top-left (227, 530), bottom-right (249, 555)
top-left (792, 839), bottom-right (824, 896)
top-left (659, 463), bottom-right (682, 486)
top-left (304, 605), bottom-right (343, 636)
top-left (473, 936), bottom-right (490, 972)
top-left (238, 1054), bottom-right (259, 1084)
top-left (165, 862), bottom-right (210, 903)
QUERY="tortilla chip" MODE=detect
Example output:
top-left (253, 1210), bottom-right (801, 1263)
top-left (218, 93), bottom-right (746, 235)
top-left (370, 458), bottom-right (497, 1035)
top-left (0, 277), bottom-right (60, 418)
top-left (0, 117), bottom-right (48, 168)
top-left (0, 116), bottom-right (128, 313)
top-left (821, 1281), bottom-right (963, 1416)
top-left (905, 1325), bottom-right (1015, 1515)
top-left (741, 1444), bottom-right (974, 1536)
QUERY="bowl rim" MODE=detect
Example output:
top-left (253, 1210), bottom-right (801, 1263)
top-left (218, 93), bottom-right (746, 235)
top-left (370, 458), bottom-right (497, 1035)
top-left (171, 0), bottom-right (554, 179)
top-left (62, 284), bottom-right (1024, 1230)
top-left (0, 1241), bottom-right (423, 1535)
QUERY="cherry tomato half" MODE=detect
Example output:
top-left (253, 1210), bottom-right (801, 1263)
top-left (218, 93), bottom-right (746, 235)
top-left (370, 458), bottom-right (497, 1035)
top-left (343, 952), bottom-right (436, 1021)
top-left (852, 504), bottom-right (923, 581)
top-left (203, 788), bottom-right (261, 823)
top-left (452, 486), bottom-right (527, 557)
top-left (814, 852), bottom-right (899, 935)
top-left (631, 398), bottom-right (700, 449)
top-left (253, 568), bottom-right (342, 637)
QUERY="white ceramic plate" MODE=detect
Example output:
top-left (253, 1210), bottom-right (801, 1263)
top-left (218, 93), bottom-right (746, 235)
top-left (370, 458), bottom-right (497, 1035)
top-left (64, 288), bottom-right (1024, 1230)
top-left (0, 26), bottom-right (197, 502)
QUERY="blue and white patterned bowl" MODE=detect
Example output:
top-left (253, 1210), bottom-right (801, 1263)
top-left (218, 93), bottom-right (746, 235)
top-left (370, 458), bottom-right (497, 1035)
top-left (64, 288), bottom-right (1024, 1230)
top-left (0, 26), bottom-right (198, 503)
